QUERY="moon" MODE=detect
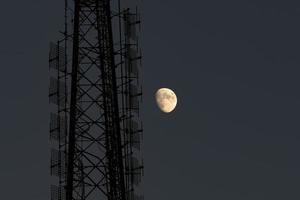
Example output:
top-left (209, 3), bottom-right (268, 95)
top-left (155, 88), bottom-right (177, 113)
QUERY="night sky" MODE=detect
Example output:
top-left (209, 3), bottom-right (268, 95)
top-left (1, 0), bottom-right (300, 199)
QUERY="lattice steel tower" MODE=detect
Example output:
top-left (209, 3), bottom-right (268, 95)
top-left (49, 1), bottom-right (143, 200)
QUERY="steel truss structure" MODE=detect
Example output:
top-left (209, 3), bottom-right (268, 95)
top-left (49, 1), bottom-right (143, 200)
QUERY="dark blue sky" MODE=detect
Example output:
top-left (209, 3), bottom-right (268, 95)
top-left (1, 0), bottom-right (300, 199)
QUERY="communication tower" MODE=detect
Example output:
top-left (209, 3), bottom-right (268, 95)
top-left (48, 1), bottom-right (143, 200)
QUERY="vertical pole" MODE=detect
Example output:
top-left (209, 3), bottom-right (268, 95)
top-left (105, 1), bottom-right (126, 199)
top-left (66, 0), bottom-right (80, 199)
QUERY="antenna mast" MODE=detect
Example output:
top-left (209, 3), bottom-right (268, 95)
top-left (49, 1), bottom-right (143, 200)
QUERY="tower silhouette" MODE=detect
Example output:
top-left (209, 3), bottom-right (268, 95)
top-left (49, 1), bottom-right (143, 200)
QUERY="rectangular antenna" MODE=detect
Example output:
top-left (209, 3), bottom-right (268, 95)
top-left (49, 42), bottom-right (66, 72)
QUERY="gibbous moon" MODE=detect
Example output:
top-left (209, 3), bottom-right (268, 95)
top-left (155, 88), bottom-right (177, 113)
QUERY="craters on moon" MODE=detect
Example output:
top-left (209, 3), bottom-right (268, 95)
top-left (155, 88), bottom-right (177, 113)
